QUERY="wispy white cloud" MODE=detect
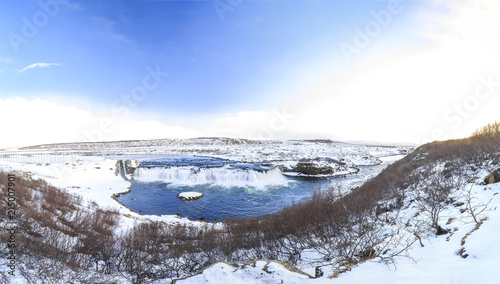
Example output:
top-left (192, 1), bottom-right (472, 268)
top-left (91, 16), bottom-right (130, 44)
top-left (65, 1), bottom-right (83, 11)
top-left (18, 63), bottom-right (62, 74)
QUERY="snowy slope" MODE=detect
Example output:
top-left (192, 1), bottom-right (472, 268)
top-left (175, 260), bottom-right (313, 284)
top-left (332, 182), bottom-right (500, 284)
top-left (175, 171), bottom-right (500, 284)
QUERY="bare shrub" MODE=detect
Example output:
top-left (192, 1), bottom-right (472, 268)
top-left (463, 184), bottom-right (492, 225)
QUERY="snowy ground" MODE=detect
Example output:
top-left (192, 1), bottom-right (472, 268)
top-left (4, 138), bottom-right (410, 165)
top-left (175, 260), bottom-right (313, 284)
top-left (330, 181), bottom-right (500, 284)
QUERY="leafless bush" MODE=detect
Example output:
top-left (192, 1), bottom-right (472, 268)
top-left (0, 171), bottom-right (124, 282)
top-left (463, 184), bottom-right (492, 225)
top-left (412, 166), bottom-right (453, 234)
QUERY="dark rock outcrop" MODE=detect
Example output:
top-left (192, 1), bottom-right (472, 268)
top-left (484, 168), bottom-right (500, 184)
top-left (293, 162), bottom-right (335, 176)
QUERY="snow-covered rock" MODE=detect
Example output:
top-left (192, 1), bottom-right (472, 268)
top-left (277, 158), bottom-right (358, 177)
top-left (177, 191), bottom-right (203, 201)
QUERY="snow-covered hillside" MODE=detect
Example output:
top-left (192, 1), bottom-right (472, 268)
top-left (176, 170), bottom-right (500, 284)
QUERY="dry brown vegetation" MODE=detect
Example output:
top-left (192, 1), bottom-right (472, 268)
top-left (0, 173), bottom-right (120, 282)
top-left (1, 122), bottom-right (499, 283)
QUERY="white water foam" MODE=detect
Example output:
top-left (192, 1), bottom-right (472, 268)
top-left (133, 166), bottom-right (289, 188)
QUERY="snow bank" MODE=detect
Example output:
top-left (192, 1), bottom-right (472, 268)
top-left (174, 260), bottom-right (312, 284)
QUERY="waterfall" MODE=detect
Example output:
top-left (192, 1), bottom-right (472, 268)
top-left (133, 166), bottom-right (289, 187)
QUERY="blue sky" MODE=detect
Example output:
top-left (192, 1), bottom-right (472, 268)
top-left (1, 0), bottom-right (500, 148)
top-left (1, 1), bottom-right (421, 113)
